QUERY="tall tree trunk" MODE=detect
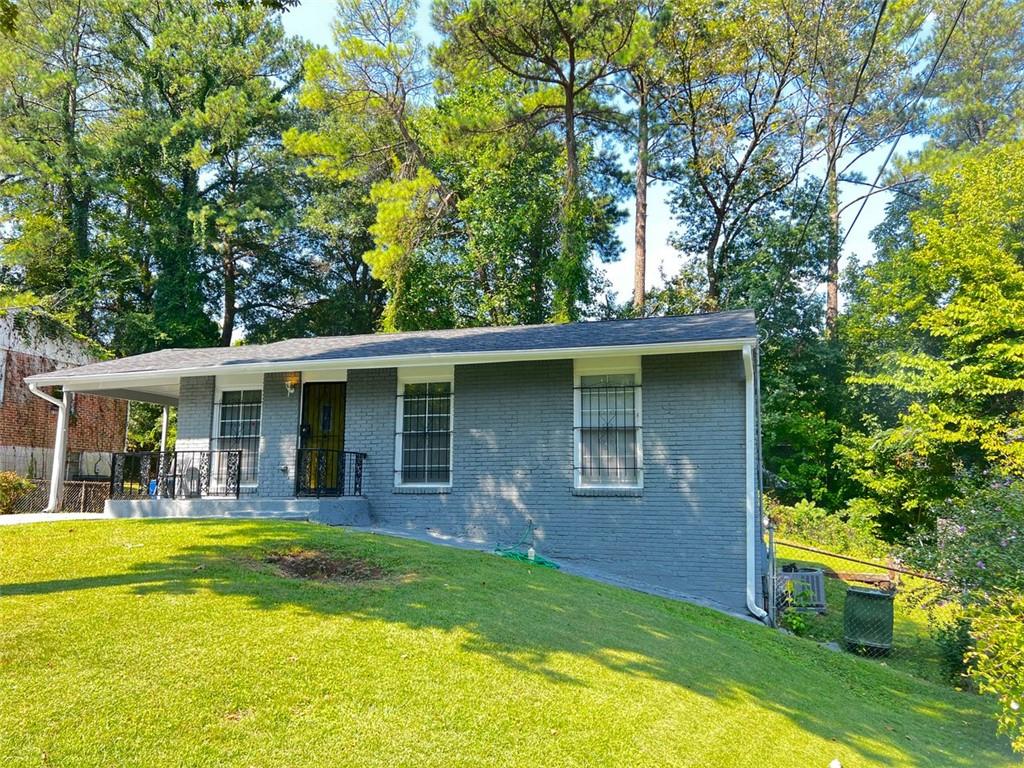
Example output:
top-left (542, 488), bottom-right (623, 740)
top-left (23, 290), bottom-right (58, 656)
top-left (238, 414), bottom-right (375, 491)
top-left (704, 215), bottom-right (724, 310)
top-left (555, 83), bottom-right (581, 322)
top-left (825, 125), bottom-right (840, 339)
top-left (633, 81), bottom-right (648, 314)
top-left (155, 166), bottom-right (210, 347)
top-left (564, 86), bottom-right (578, 198)
top-left (60, 63), bottom-right (96, 332)
top-left (220, 242), bottom-right (236, 347)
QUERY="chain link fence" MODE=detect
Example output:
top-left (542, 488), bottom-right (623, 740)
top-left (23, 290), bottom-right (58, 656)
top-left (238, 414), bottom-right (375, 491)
top-left (773, 540), bottom-right (953, 685)
top-left (6, 480), bottom-right (110, 515)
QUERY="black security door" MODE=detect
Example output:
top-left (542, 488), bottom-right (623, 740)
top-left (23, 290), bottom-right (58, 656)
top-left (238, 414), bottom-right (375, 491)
top-left (298, 382), bottom-right (346, 494)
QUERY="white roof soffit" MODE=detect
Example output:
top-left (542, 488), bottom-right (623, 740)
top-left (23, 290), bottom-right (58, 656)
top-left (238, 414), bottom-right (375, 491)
top-left (31, 337), bottom-right (756, 392)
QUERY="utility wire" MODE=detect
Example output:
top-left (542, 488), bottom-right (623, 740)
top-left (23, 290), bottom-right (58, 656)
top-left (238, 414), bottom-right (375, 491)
top-left (794, 0), bottom-right (890, 253)
top-left (840, 0), bottom-right (970, 247)
top-left (832, 0), bottom-right (890, 163)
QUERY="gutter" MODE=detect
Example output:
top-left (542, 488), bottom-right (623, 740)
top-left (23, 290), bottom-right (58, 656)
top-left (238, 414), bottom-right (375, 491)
top-left (28, 383), bottom-right (70, 513)
top-left (742, 345), bottom-right (769, 623)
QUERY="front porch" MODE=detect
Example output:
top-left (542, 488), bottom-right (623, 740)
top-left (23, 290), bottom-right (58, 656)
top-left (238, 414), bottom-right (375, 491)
top-left (105, 446), bottom-right (369, 524)
top-left (108, 448), bottom-right (367, 500)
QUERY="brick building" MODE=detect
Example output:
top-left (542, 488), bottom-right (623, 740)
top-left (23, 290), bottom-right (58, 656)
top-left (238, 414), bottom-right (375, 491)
top-left (0, 310), bottom-right (126, 480)
top-left (28, 311), bottom-right (769, 617)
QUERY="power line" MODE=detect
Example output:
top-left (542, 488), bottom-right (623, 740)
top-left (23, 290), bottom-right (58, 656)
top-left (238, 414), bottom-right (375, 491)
top-left (793, 0), bottom-right (890, 256)
top-left (840, 0), bottom-right (970, 247)
top-left (832, 0), bottom-right (890, 162)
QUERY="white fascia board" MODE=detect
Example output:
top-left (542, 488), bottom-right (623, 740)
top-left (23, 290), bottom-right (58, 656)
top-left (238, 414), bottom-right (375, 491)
top-left (27, 337), bottom-right (756, 391)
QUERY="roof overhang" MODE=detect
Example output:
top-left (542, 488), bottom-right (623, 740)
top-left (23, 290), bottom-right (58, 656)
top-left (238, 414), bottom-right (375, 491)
top-left (27, 337), bottom-right (756, 400)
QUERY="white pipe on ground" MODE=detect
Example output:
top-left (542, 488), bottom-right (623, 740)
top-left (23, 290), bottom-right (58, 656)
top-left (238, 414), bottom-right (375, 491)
top-left (743, 345), bottom-right (769, 623)
top-left (28, 382), bottom-right (70, 513)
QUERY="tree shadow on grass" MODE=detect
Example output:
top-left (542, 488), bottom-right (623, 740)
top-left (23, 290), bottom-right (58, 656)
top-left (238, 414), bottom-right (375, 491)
top-left (1, 519), bottom-right (1011, 766)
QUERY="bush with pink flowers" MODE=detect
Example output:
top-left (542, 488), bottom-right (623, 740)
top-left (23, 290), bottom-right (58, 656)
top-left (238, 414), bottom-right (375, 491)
top-left (905, 478), bottom-right (1024, 752)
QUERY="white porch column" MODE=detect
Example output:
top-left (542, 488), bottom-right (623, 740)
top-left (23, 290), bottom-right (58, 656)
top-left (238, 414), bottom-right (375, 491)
top-left (28, 384), bottom-right (71, 513)
top-left (159, 406), bottom-right (170, 453)
top-left (49, 390), bottom-right (71, 512)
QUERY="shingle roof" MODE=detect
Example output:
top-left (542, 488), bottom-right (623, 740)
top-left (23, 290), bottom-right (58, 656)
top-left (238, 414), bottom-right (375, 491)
top-left (29, 310), bottom-right (756, 383)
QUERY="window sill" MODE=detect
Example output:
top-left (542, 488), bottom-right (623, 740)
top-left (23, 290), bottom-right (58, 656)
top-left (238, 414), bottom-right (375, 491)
top-left (393, 485), bottom-right (451, 495)
top-left (572, 486), bottom-right (643, 498)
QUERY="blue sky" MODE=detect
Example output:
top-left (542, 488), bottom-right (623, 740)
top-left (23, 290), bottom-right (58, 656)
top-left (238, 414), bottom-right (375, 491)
top-left (282, 0), bottom-right (908, 304)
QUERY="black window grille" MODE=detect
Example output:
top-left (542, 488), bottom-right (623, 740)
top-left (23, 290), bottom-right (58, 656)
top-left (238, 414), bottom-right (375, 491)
top-left (397, 382), bottom-right (452, 485)
top-left (576, 374), bottom-right (641, 487)
top-left (212, 390), bottom-right (262, 486)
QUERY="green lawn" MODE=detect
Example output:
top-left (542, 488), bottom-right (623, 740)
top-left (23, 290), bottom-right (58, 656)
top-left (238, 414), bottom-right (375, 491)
top-left (0, 520), bottom-right (1015, 767)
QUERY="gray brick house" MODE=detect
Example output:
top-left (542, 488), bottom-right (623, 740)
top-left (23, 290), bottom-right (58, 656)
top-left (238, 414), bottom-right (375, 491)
top-left (27, 311), bottom-right (769, 617)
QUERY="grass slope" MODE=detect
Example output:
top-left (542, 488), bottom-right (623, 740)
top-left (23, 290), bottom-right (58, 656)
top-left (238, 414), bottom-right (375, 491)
top-left (0, 519), bottom-right (1014, 767)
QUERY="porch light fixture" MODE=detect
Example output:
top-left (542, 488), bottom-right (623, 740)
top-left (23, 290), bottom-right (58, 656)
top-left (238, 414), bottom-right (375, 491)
top-left (284, 372), bottom-right (300, 396)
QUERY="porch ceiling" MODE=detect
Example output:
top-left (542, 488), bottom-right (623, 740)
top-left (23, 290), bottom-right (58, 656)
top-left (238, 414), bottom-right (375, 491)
top-left (69, 383), bottom-right (179, 406)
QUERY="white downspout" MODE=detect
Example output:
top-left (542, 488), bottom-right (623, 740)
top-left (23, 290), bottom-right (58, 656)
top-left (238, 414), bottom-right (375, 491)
top-left (28, 383), bottom-right (71, 513)
top-left (743, 345), bottom-right (769, 622)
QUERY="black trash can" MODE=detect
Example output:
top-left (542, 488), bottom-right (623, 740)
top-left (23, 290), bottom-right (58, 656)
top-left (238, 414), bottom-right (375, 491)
top-left (843, 587), bottom-right (894, 654)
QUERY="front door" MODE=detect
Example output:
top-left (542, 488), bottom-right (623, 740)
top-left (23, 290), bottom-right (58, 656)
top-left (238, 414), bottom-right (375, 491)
top-left (299, 382), bottom-right (346, 494)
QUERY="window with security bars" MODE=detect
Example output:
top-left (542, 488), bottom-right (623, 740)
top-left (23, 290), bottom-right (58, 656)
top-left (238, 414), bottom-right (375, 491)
top-left (576, 373), bottom-right (642, 487)
top-left (397, 382), bottom-right (452, 485)
top-left (212, 389), bottom-right (262, 486)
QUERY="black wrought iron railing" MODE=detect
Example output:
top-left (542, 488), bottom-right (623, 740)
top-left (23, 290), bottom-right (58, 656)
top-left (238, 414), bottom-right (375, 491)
top-left (295, 449), bottom-right (365, 497)
top-left (109, 450), bottom-right (243, 500)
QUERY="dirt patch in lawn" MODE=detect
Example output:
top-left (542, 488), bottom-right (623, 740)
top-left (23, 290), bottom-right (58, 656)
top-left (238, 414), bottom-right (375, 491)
top-left (263, 549), bottom-right (388, 584)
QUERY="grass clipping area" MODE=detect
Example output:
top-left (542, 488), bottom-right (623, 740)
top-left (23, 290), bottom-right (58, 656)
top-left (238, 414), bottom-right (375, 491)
top-left (0, 520), bottom-right (1014, 767)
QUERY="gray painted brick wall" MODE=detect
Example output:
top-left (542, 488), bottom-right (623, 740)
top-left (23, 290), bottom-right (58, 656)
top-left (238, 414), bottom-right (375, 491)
top-left (173, 354), bottom-right (766, 613)
top-left (343, 352), bottom-right (759, 612)
top-left (257, 372), bottom-right (300, 497)
top-left (176, 376), bottom-right (214, 452)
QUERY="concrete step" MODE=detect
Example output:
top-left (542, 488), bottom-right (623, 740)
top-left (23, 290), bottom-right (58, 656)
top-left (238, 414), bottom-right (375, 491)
top-left (104, 496), bottom-right (369, 525)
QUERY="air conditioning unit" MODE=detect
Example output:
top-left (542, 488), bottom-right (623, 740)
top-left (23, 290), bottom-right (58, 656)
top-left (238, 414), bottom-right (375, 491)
top-left (777, 566), bottom-right (827, 613)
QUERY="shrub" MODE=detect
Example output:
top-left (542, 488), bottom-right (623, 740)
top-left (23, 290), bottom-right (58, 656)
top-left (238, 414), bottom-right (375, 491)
top-left (0, 472), bottom-right (35, 514)
top-left (970, 592), bottom-right (1024, 753)
top-left (779, 608), bottom-right (810, 637)
top-left (904, 478), bottom-right (1024, 752)
top-left (768, 497), bottom-right (887, 557)
top-left (904, 478), bottom-right (1024, 595)
top-left (933, 614), bottom-right (974, 686)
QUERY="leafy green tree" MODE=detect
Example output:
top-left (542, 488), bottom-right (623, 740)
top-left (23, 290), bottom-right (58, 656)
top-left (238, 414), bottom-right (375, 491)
top-left (294, 0), bottom-right (622, 330)
top-left (104, 1), bottom-right (306, 349)
top-left (617, 0), bottom-right (674, 313)
top-left (242, 180), bottom-right (384, 341)
top-left (903, 478), bottom-right (1024, 752)
top-left (431, 63), bottom-right (622, 326)
top-left (288, 0), bottom-right (444, 330)
top-left (924, 0), bottom-right (1024, 148)
top-left (663, 0), bottom-right (807, 309)
top-left (842, 140), bottom-right (1024, 535)
top-left (181, 30), bottom-right (307, 345)
top-left (435, 0), bottom-right (636, 320)
top-left (656, 180), bottom-right (840, 506)
top-left (794, 0), bottom-right (922, 336)
top-left (0, 0), bottom-right (109, 336)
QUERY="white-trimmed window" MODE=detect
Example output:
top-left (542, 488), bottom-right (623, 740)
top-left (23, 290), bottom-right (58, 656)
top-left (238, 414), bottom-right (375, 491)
top-left (213, 387), bottom-right (263, 487)
top-left (395, 367), bottom-right (453, 487)
top-left (574, 359), bottom-right (643, 489)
